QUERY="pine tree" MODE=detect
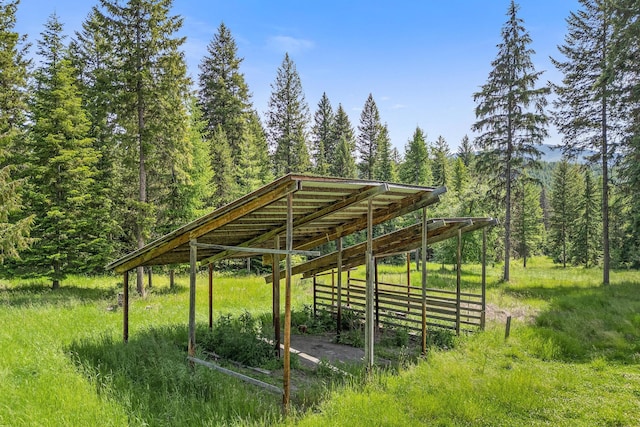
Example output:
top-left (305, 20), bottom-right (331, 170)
top-left (209, 126), bottom-right (238, 207)
top-left (267, 53), bottom-right (310, 176)
top-left (452, 157), bottom-right (470, 196)
top-left (551, 0), bottom-right (621, 284)
top-left (23, 14), bottom-right (100, 288)
top-left (512, 180), bottom-right (544, 267)
top-left (611, 0), bottom-right (640, 268)
top-left (374, 124), bottom-right (396, 182)
top-left (457, 134), bottom-right (475, 168)
top-left (399, 126), bottom-right (431, 186)
top-left (311, 92), bottom-right (334, 175)
top-left (432, 135), bottom-right (451, 187)
top-left (333, 136), bottom-right (357, 179)
top-left (93, 0), bottom-right (194, 295)
top-left (572, 168), bottom-right (601, 267)
top-left (357, 94), bottom-right (381, 179)
top-left (237, 111), bottom-right (273, 194)
top-left (549, 159), bottom-right (582, 267)
top-left (472, 1), bottom-right (549, 281)
top-left (198, 22), bottom-right (251, 160)
top-left (330, 104), bottom-right (355, 177)
top-left (0, 0), bottom-right (33, 264)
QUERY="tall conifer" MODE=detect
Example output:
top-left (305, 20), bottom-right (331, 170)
top-left (311, 93), bottom-right (334, 175)
top-left (357, 94), bottom-right (381, 180)
top-left (399, 126), bottom-right (431, 186)
top-left (472, 1), bottom-right (549, 281)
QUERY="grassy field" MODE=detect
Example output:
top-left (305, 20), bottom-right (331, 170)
top-left (1, 258), bottom-right (640, 426)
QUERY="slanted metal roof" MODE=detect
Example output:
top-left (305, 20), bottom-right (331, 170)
top-left (266, 217), bottom-right (497, 281)
top-left (107, 174), bottom-right (445, 273)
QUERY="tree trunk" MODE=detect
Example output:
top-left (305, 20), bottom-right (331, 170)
top-left (170, 269), bottom-right (175, 288)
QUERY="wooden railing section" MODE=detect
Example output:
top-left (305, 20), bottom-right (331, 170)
top-left (313, 270), bottom-right (483, 333)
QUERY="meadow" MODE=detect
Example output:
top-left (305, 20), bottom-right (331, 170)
top-left (1, 257), bottom-right (639, 426)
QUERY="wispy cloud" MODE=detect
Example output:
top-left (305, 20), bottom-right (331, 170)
top-left (267, 35), bottom-right (314, 54)
top-left (392, 104), bottom-right (407, 110)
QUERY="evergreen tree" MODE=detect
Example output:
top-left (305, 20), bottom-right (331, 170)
top-left (452, 157), bottom-right (470, 196)
top-left (374, 124), bottom-right (396, 182)
top-left (332, 136), bottom-right (357, 179)
top-left (311, 92), bottom-right (334, 175)
top-left (512, 180), bottom-right (545, 267)
top-left (549, 159), bottom-right (582, 267)
top-left (357, 94), bottom-right (381, 179)
top-left (399, 126), bottom-right (431, 185)
top-left (237, 111), bottom-right (273, 193)
top-left (572, 167), bottom-right (601, 267)
top-left (330, 104), bottom-right (355, 177)
top-left (432, 135), bottom-right (451, 187)
top-left (472, 1), bottom-right (549, 281)
top-left (0, 0), bottom-right (33, 263)
top-left (611, 0), bottom-right (640, 267)
top-left (93, 0), bottom-right (194, 295)
top-left (551, 0), bottom-right (621, 284)
top-left (209, 126), bottom-right (238, 207)
top-left (22, 14), bottom-right (100, 288)
top-left (198, 22), bottom-right (251, 160)
top-left (267, 53), bottom-right (310, 175)
top-left (457, 134), bottom-right (475, 168)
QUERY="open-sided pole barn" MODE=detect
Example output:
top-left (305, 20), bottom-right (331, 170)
top-left (106, 174), bottom-right (445, 410)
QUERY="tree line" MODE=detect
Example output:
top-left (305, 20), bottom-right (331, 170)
top-left (0, 0), bottom-right (638, 291)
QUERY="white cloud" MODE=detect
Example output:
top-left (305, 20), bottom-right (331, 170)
top-left (391, 104), bottom-right (407, 110)
top-left (267, 35), bottom-right (314, 54)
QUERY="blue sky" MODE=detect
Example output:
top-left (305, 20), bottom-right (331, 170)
top-left (15, 0), bottom-right (580, 151)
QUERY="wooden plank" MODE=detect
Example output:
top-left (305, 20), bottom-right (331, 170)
top-left (201, 184), bottom-right (388, 265)
top-left (111, 180), bottom-right (299, 272)
top-left (283, 192), bottom-right (293, 412)
top-left (273, 235), bottom-right (281, 357)
top-left (193, 242), bottom-right (319, 258)
top-left (456, 229), bottom-right (461, 336)
top-left (123, 271), bottom-right (129, 343)
top-left (421, 207), bottom-right (428, 354)
top-left (365, 199), bottom-right (374, 368)
top-left (208, 263), bottom-right (213, 330)
top-left (188, 239), bottom-right (197, 357)
top-left (187, 357), bottom-right (283, 395)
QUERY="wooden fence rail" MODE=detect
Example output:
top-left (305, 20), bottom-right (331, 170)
top-left (313, 272), bottom-right (483, 334)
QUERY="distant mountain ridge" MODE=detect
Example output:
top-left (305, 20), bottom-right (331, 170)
top-left (537, 144), bottom-right (597, 163)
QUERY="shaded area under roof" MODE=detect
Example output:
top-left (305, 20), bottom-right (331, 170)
top-left (266, 217), bottom-right (497, 282)
top-left (107, 174), bottom-right (445, 273)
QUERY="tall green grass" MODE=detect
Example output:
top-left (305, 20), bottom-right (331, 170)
top-left (2, 259), bottom-right (640, 426)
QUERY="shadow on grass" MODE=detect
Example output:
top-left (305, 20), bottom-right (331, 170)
top-left (506, 281), bottom-right (640, 364)
top-left (67, 324), bottom-right (282, 426)
top-left (0, 282), bottom-right (120, 308)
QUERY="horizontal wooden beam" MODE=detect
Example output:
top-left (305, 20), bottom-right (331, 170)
top-left (192, 243), bottom-right (319, 258)
top-left (187, 356), bottom-right (283, 395)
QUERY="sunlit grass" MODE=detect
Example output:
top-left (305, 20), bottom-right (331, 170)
top-left (2, 259), bottom-right (640, 426)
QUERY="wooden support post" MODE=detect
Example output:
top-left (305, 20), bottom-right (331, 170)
top-left (283, 193), bottom-right (293, 412)
top-left (336, 237), bottom-right (343, 338)
top-left (374, 258), bottom-right (379, 332)
top-left (188, 239), bottom-right (197, 357)
top-left (505, 316), bottom-right (512, 339)
top-left (456, 228), bottom-right (462, 336)
top-left (365, 199), bottom-right (375, 369)
top-left (406, 252), bottom-right (411, 313)
top-left (273, 235), bottom-right (281, 357)
top-left (421, 208), bottom-right (428, 355)
top-left (331, 269), bottom-right (335, 308)
top-left (147, 267), bottom-right (152, 288)
top-left (481, 227), bottom-right (487, 330)
top-left (169, 269), bottom-right (175, 289)
top-left (123, 271), bottom-right (129, 343)
top-left (347, 269), bottom-right (351, 306)
top-left (208, 263), bottom-right (213, 330)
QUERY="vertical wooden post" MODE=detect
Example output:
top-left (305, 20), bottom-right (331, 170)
top-left (273, 236), bottom-right (281, 357)
top-left (123, 270), bottom-right (129, 343)
top-left (331, 269), bottom-right (335, 308)
top-left (406, 252), bottom-right (411, 313)
top-left (456, 229), bottom-right (462, 336)
top-left (421, 208), bottom-right (428, 355)
top-left (374, 258), bottom-right (379, 332)
top-left (336, 237), bottom-right (343, 338)
top-left (347, 269), bottom-right (351, 306)
top-left (169, 269), bottom-right (175, 289)
top-left (481, 227), bottom-right (487, 330)
top-left (188, 239), bottom-right (197, 357)
top-left (365, 199), bottom-right (374, 368)
top-left (208, 263), bottom-right (213, 330)
top-left (283, 192), bottom-right (293, 412)
top-left (147, 267), bottom-right (152, 288)
top-left (505, 316), bottom-right (512, 339)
